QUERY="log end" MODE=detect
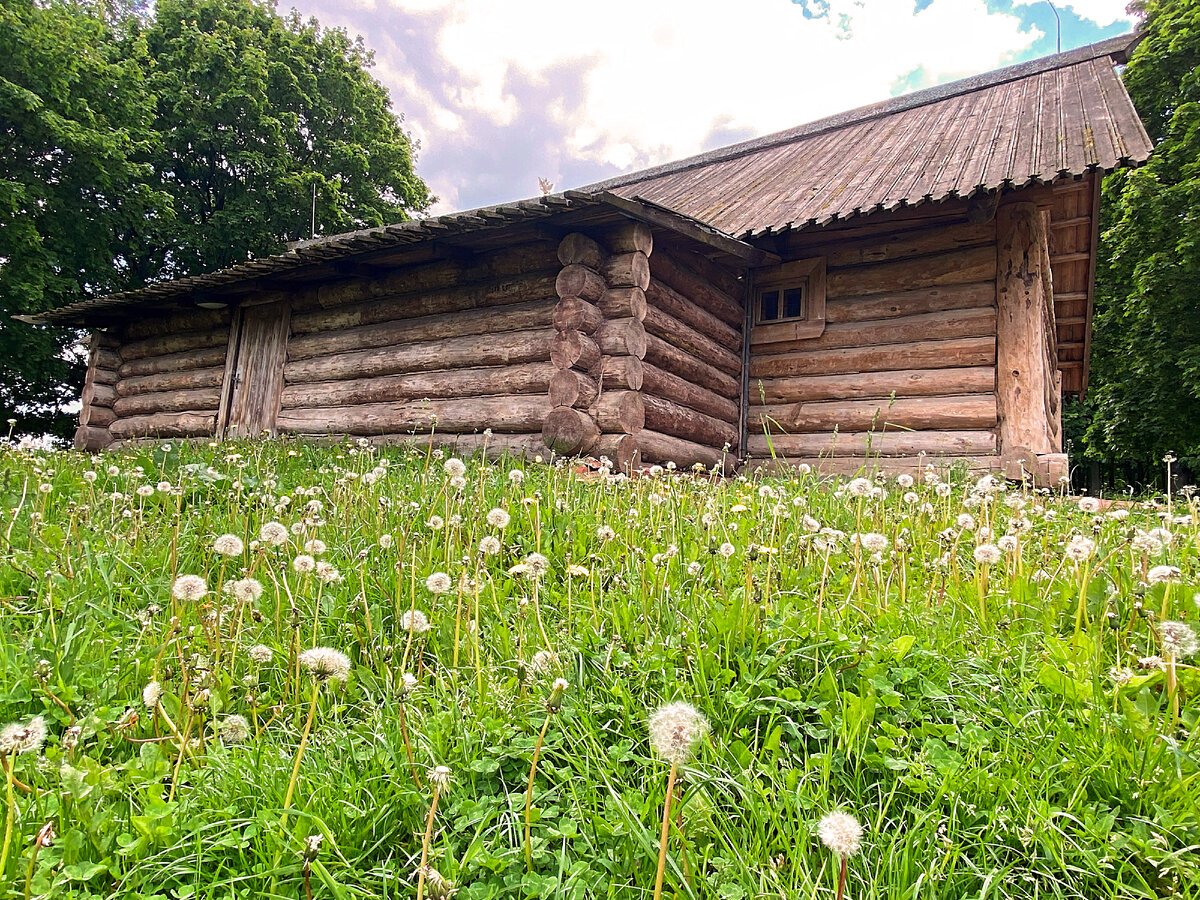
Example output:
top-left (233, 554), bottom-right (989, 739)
top-left (542, 406), bottom-right (600, 455)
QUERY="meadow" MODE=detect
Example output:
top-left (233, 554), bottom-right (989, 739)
top-left (0, 437), bottom-right (1195, 899)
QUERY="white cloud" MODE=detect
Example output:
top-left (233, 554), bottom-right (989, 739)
top-left (301, 0), bottom-right (1045, 212)
top-left (1014, 0), bottom-right (1137, 27)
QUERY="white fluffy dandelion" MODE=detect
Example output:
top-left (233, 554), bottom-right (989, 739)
top-left (479, 536), bottom-right (501, 556)
top-left (818, 811), bottom-right (863, 859)
top-left (171, 574), bottom-right (207, 602)
top-left (298, 647), bottom-right (351, 682)
top-left (259, 521), bottom-right (289, 546)
top-left (213, 534), bottom-right (245, 557)
top-left (486, 507), bottom-right (511, 529)
top-left (292, 554), bottom-right (316, 574)
top-left (426, 572), bottom-right (451, 594)
top-left (218, 714), bottom-right (251, 744)
top-left (248, 644), bottom-right (273, 664)
top-left (0, 715), bottom-right (47, 755)
top-left (142, 680), bottom-right (163, 709)
top-left (973, 544), bottom-right (1002, 565)
top-left (1148, 565), bottom-right (1181, 584)
top-left (648, 701), bottom-right (709, 766)
top-left (1065, 535), bottom-right (1096, 562)
top-left (443, 457), bottom-right (466, 478)
top-left (1159, 621), bottom-right (1198, 659)
top-left (401, 610), bottom-right (431, 634)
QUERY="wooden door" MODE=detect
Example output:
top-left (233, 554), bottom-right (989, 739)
top-left (219, 299), bottom-right (291, 438)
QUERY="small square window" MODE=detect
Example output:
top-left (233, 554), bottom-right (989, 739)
top-left (751, 257), bottom-right (826, 343)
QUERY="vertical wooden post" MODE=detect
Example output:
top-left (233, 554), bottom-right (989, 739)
top-left (996, 201), bottom-right (1062, 481)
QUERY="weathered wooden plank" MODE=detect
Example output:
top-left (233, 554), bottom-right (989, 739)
top-left (278, 396), bottom-right (553, 435)
top-left (646, 278), bottom-right (742, 351)
top-left (109, 412), bottom-right (218, 439)
top-left (288, 299), bottom-right (556, 361)
top-left (642, 362), bottom-right (739, 423)
top-left (753, 393), bottom-right (998, 433)
top-left (825, 282), bottom-right (995, 324)
top-left (650, 250), bottom-right (744, 327)
top-left (120, 329), bottom-right (230, 361)
top-left (794, 220), bottom-right (995, 268)
top-left (120, 307), bottom-right (233, 341)
top-left (753, 306), bottom-right (995, 354)
top-left (282, 362), bottom-right (556, 409)
top-left (226, 301), bottom-right (291, 439)
top-left (116, 366), bottom-right (225, 397)
top-left (113, 387), bottom-right (224, 417)
top-left (643, 306), bottom-right (742, 375)
top-left (750, 366), bottom-right (995, 404)
top-left (745, 429), bottom-right (997, 457)
top-left (826, 245), bottom-right (996, 299)
top-left (118, 346), bottom-right (229, 378)
top-left (645, 334), bottom-right (741, 399)
top-left (749, 336), bottom-right (996, 378)
top-left (751, 455), bottom-right (1003, 477)
top-left (600, 252), bottom-right (650, 290)
top-left (285, 329), bottom-right (555, 384)
top-left (643, 393), bottom-right (738, 448)
top-left (74, 424), bottom-right (114, 451)
top-left (637, 429), bottom-right (732, 471)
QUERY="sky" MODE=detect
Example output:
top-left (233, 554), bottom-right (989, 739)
top-left (292, 0), bottom-right (1139, 216)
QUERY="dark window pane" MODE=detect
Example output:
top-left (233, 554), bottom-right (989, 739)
top-left (783, 287), bottom-right (805, 319)
top-left (760, 290), bottom-right (779, 321)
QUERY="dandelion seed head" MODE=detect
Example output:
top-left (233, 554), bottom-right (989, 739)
top-left (378, 533), bottom-right (394, 549)
top-left (218, 714), bottom-right (251, 744)
top-left (486, 507), bottom-right (511, 529)
top-left (1159, 621), bottom-right (1198, 659)
top-left (0, 715), bottom-right (47, 755)
top-left (818, 811), bottom-right (863, 858)
top-left (230, 578), bottom-right (264, 603)
top-left (171, 574), bottom-right (207, 602)
top-left (303, 539), bottom-right (326, 555)
top-left (292, 554), bottom-right (316, 574)
top-left (974, 544), bottom-right (1002, 565)
top-left (596, 524), bottom-right (615, 541)
top-left (315, 561), bottom-right (341, 583)
top-left (718, 542), bottom-right (735, 558)
top-left (443, 457), bottom-right (466, 478)
top-left (1065, 535), bottom-right (1096, 562)
top-left (401, 610), bottom-right (431, 634)
top-left (1148, 565), bottom-right (1181, 584)
top-left (248, 644), bottom-right (273, 664)
top-left (298, 647), bottom-right (351, 682)
top-left (426, 572), bottom-right (451, 594)
top-left (259, 521), bottom-right (289, 546)
top-left (213, 534), bottom-right (244, 556)
top-left (530, 649), bottom-right (559, 673)
top-left (428, 765), bottom-right (452, 789)
top-left (524, 552), bottom-right (549, 575)
top-left (648, 701), bottom-right (709, 765)
top-left (142, 680), bottom-right (163, 709)
top-left (1077, 496), bottom-right (1101, 513)
top-left (478, 536), bottom-right (501, 555)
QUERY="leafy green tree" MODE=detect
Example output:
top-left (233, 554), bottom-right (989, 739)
top-left (0, 0), bottom-right (430, 438)
top-left (137, 0), bottom-right (431, 278)
top-left (1082, 0), bottom-right (1200, 468)
top-left (0, 0), bottom-right (162, 436)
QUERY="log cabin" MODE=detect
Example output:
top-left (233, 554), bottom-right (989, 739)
top-left (21, 35), bottom-right (1153, 482)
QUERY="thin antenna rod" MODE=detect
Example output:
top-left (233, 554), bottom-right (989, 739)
top-left (311, 182), bottom-right (317, 239)
top-left (1046, 1), bottom-right (1061, 53)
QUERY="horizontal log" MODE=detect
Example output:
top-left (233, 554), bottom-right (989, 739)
top-left (109, 412), bottom-right (217, 439)
top-left (745, 429), bottom-right (997, 457)
top-left (92, 368), bottom-right (119, 386)
top-left (82, 382), bottom-right (116, 409)
top-left (755, 306), bottom-right (995, 354)
top-left (120, 307), bottom-right (232, 341)
top-left (557, 233), bottom-right (606, 269)
top-left (281, 363), bottom-right (557, 409)
top-left (753, 394), bottom-right (998, 433)
top-left (646, 278), bottom-right (742, 351)
top-left (751, 455), bottom-right (1003, 477)
top-left (751, 366), bottom-right (996, 404)
top-left (601, 252), bottom-right (650, 290)
top-left (597, 287), bottom-right (647, 321)
top-left (118, 346), bottom-right (229, 378)
top-left (650, 251), bottom-right (743, 327)
top-left (605, 221), bottom-right (653, 255)
top-left (672, 246), bottom-right (743, 297)
top-left (593, 391), bottom-right (644, 434)
top-left (644, 334), bottom-right (740, 399)
top-left (749, 336), bottom-right (996, 379)
top-left (556, 265), bottom-right (606, 302)
top-left (550, 330), bottom-right (601, 372)
top-left (597, 355), bottom-right (644, 391)
top-left (643, 393), bottom-right (738, 447)
top-left (803, 220), bottom-right (995, 269)
top-left (80, 405), bottom-right (116, 428)
top-left (288, 298), bottom-right (555, 361)
top-left (90, 331), bottom-right (122, 351)
top-left (827, 246), bottom-right (996, 299)
top-left (637, 429), bottom-right (732, 472)
top-left (552, 298), bottom-right (603, 334)
top-left (74, 425), bottom-right (113, 452)
top-left (120, 329), bottom-right (229, 361)
top-left (277, 396), bottom-right (552, 436)
top-left (113, 387), bottom-right (223, 417)
top-left (95, 349), bottom-right (122, 371)
top-left (825, 282), bottom-right (995, 324)
top-left (542, 406), bottom-right (599, 455)
top-left (548, 369), bottom-right (599, 408)
top-left (304, 244), bottom-right (557, 312)
top-left (644, 306), bottom-right (742, 375)
top-left (642, 362), bottom-right (738, 423)
top-left (594, 318), bottom-right (647, 360)
top-left (591, 433), bottom-right (640, 473)
top-left (285, 329), bottom-right (555, 384)
top-left (117, 366), bottom-right (225, 397)
top-left (292, 270), bottom-right (559, 334)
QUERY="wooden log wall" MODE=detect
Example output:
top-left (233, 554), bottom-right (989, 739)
top-left (639, 246), bottom-right (743, 471)
top-left (99, 308), bottom-right (233, 446)
top-left (276, 242), bottom-right (559, 454)
top-left (746, 217), bottom-right (1001, 462)
top-left (74, 332), bottom-right (121, 450)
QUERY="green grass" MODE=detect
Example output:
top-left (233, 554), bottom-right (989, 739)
top-left (0, 438), bottom-right (1196, 899)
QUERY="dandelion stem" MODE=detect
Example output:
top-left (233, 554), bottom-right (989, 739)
top-left (836, 856), bottom-right (848, 900)
top-left (0, 754), bottom-right (15, 880)
top-left (523, 711), bottom-right (552, 871)
top-left (415, 784), bottom-right (443, 900)
top-left (652, 761), bottom-right (678, 900)
top-left (281, 682), bottom-right (321, 823)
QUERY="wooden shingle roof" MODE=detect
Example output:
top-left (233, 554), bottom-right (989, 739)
top-left (587, 34), bottom-right (1152, 237)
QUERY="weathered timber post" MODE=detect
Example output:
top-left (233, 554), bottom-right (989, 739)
top-left (995, 201), bottom-right (1066, 484)
top-left (75, 331), bottom-right (120, 451)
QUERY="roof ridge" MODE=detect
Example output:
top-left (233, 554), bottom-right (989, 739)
top-left (582, 32), bottom-right (1140, 194)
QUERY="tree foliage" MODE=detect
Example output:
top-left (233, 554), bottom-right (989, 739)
top-left (0, 0), bottom-right (430, 437)
top-left (1082, 0), bottom-right (1200, 466)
